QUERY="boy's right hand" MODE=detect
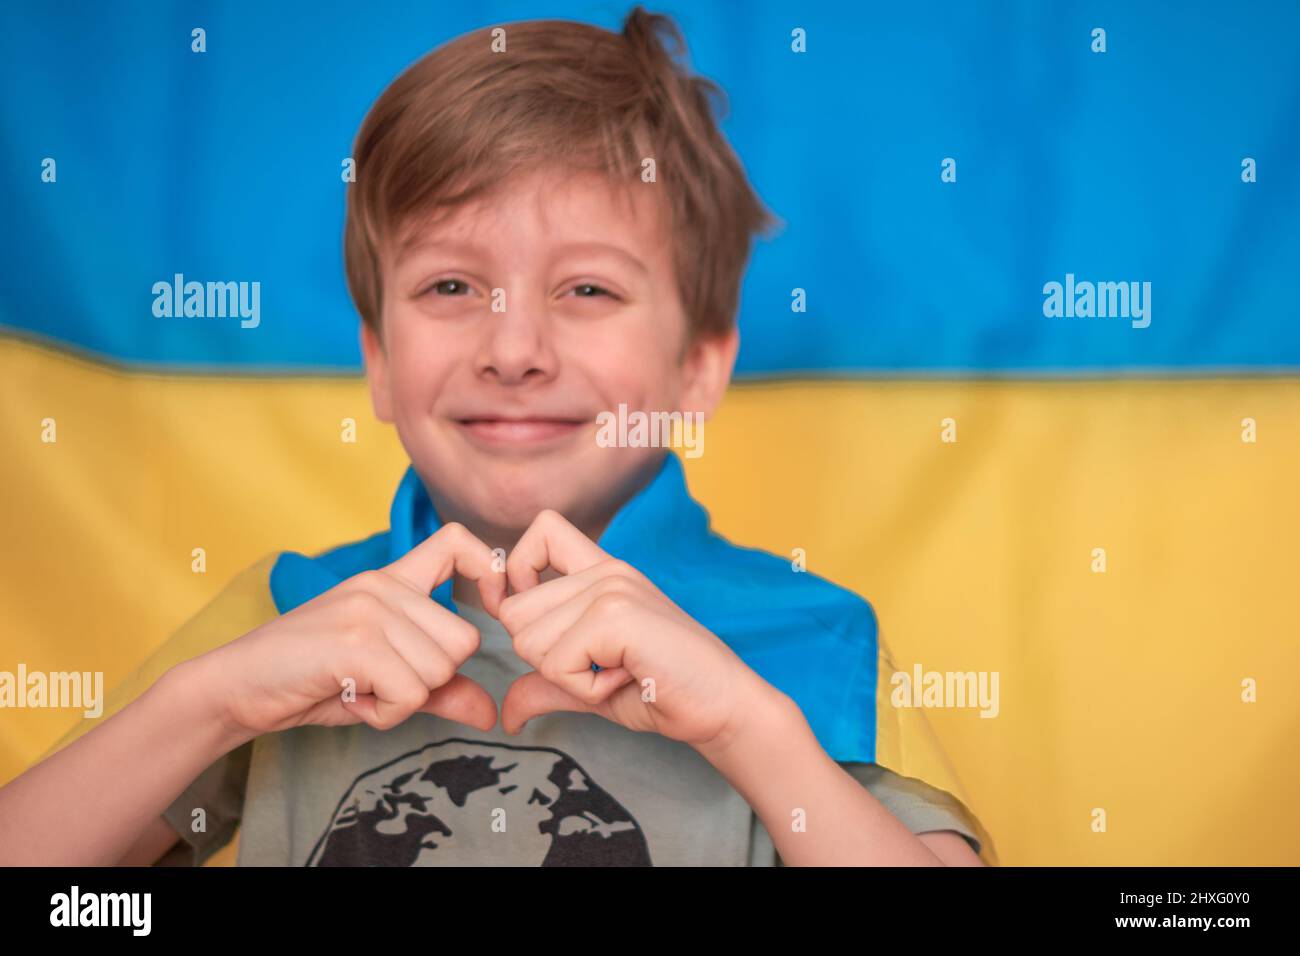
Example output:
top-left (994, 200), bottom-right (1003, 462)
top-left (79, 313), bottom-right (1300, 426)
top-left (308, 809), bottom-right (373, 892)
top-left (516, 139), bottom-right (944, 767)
top-left (197, 523), bottom-right (506, 740)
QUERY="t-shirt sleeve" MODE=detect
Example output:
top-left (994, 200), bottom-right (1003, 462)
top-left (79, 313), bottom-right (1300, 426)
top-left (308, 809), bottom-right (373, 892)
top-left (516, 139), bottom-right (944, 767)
top-left (837, 760), bottom-right (983, 854)
top-left (155, 740), bottom-right (253, 866)
top-left (756, 762), bottom-right (986, 866)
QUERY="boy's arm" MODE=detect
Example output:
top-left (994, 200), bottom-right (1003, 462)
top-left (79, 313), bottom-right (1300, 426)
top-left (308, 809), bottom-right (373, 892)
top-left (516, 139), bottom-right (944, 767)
top-left (0, 656), bottom-right (252, 866)
top-left (118, 816), bottom-right (185, 866)
top-left (495, 511), bottom-right (992, 866)
top-left (918, 831), bottom-right (985, 866)
top-left (7, 528), bottom-right (511, 866)
top-left (3, 555), bottom-right (282, 866)
top-left (697, 689), bottom-right (977, 865)
top-left (121, 736), bottom-right (253, 866)
top-left (836, 761), bottom-right (985, 865)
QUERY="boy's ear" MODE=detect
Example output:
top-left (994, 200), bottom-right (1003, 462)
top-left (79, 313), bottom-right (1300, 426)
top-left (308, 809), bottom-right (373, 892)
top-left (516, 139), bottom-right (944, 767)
top-left (360, 321), bottom-right (395, 423)
top-left (682, 327), bottom-right (740, 419)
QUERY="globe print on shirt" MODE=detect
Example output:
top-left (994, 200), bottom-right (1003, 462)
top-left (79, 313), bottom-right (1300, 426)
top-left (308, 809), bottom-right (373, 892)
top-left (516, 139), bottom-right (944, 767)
top-left (306, 738), bottom-right (653, 866)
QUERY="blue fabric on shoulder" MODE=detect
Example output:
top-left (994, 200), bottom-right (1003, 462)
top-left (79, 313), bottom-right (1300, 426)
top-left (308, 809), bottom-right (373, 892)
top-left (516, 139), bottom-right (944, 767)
top-left (269, 454), bottom-right (878, 763)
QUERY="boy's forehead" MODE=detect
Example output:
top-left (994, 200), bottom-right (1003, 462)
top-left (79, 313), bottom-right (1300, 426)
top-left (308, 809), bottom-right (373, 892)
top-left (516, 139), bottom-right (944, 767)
top-left (391, 167), bottom-right (668, 267)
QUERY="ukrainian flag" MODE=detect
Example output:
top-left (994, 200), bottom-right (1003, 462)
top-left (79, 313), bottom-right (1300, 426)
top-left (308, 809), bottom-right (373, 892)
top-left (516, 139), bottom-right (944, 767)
top-left (3, 1), bottom-right (1298, 865)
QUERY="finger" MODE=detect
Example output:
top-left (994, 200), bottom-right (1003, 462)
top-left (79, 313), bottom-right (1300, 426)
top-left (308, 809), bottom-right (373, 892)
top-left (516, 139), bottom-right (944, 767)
top-left (505, 574), bottom-right (628, 667)
top-left (416, 673), bottom-right (499, 732)
top-left (506, 509), bottom-right (608, 594)
top-left (390, 582), bottom-right (488, 665)
top-left (498, 558), bottom-right (643, 636)
top-left (535, 616), bottom-right (635, 705)
top-left (500, 671), bottom-right (597, 735)
top-left (333, 630), bottom-right (433, 731)
top-left (368, 598), bottom-right (497, 730)
top-left (344, 569), bottom-right (484, 663)
top-left (371, 599), bottom-right (461, 690)
top-left (383, 522), bottom-right (507, 616)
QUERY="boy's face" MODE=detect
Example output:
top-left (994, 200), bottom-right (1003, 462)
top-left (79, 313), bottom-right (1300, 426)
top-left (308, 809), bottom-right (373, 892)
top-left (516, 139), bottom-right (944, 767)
top-left (361, 167), bottom-right (737, 547)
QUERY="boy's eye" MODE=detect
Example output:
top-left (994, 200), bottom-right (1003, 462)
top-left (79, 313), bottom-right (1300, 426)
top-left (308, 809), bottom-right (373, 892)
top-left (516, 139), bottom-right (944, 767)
top-left (570, 283), bottom-right (611, 298)
top-left (428, 279), bottom-right (470, 296)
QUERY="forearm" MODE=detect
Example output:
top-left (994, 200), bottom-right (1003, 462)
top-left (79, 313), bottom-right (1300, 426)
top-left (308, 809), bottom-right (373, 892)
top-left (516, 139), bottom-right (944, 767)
top-left (696, 688), bottom-right (945, 866)
top-left (0, 657), bottom-right (251, 866)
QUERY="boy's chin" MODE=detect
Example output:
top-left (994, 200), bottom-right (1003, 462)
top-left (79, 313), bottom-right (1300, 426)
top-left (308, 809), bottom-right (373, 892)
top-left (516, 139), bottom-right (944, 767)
top-left (452, 476), bottom-right (593, 535)
top-left (448, 497), bottom-right (588, 549)
top-left (422, 447), bottom-right (661, 543)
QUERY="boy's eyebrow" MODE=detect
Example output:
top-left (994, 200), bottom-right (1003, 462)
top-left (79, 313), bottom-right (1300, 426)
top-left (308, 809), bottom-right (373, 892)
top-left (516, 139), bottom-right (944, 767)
top-left (394, 233), bottom-right (649, 275)
top-left (553, 241), bottom-right (649, 276)
top-left (392, 236), bottom-right (492, 269)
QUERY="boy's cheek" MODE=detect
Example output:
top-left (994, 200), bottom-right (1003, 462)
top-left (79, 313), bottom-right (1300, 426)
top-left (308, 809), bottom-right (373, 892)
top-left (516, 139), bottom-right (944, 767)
top-left (388, 354), bottom-right (462, 409)
top-left (579, 345), bottom-right (687, 409)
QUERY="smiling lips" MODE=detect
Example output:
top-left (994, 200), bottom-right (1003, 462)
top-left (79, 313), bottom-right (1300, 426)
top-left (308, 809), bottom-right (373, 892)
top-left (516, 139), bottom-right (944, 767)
top-left (455, 415), bottom-right (589, 447)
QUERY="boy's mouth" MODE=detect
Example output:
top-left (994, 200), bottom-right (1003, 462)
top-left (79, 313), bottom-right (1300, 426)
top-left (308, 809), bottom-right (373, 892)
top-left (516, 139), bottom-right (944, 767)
top-left (454, 416), bottom-right (590, 448)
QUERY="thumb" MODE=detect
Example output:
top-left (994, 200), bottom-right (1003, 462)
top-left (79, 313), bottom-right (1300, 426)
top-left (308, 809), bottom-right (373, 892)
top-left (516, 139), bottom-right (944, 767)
top-left (416, 674), bottom-right (499, 731)
top-left (500, 671), bottom-right (598, 735)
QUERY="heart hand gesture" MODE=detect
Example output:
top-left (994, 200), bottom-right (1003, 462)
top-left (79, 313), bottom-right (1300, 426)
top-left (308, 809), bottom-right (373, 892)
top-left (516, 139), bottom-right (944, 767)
top-left (496, 510), bottom-right (777, 753)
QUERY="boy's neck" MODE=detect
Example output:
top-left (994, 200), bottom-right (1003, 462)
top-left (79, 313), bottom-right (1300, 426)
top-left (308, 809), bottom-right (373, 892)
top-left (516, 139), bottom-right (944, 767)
top-left (449, 518), bottom-right (605, 613)
top-left (435, 452), bottom-right (670, 612)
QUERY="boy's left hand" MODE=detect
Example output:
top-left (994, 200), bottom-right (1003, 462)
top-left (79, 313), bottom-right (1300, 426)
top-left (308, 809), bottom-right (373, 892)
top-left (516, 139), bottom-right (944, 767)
top-left (496, 510), bottom-right (783, 753)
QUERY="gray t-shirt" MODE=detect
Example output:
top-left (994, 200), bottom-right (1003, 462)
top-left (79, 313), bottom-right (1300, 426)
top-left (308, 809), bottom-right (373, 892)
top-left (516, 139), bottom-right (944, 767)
top-left (160, 605), bottom-right (982, 866)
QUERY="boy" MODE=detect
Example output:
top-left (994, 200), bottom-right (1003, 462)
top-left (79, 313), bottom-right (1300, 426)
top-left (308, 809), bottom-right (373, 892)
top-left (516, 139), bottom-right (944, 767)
top-left (0, 8), bottom-right (991, 866)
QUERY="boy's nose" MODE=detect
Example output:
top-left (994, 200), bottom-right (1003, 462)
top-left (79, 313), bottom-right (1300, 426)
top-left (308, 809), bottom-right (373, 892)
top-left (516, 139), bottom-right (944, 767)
top-left (475, 295), bottom-right (558, 385)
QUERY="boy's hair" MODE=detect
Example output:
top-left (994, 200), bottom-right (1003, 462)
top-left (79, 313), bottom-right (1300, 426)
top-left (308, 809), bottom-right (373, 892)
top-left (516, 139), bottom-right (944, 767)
top-left (343, 6), bottom-right (775, 340)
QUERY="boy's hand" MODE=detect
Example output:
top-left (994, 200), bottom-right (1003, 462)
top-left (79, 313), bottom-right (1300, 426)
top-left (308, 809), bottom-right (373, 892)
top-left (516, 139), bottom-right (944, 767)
top-left (497, 510), bottom-right (779, 752)
top-left (201, 523), bottom-right (506, 740)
